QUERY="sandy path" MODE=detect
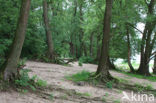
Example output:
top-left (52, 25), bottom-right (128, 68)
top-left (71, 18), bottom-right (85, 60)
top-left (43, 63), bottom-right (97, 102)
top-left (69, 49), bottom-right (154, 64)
top-left (0, 61), bottom-right (155, 103)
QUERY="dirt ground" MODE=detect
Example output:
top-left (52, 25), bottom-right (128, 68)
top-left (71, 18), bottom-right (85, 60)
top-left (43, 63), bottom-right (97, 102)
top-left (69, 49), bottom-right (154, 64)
top-left (0, 61), bottom-right (155, 103)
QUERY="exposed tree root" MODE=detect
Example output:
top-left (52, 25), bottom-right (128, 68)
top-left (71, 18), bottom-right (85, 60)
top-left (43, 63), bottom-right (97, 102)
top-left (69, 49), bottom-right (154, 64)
top-left (32, 85), bottom-right (108, 102)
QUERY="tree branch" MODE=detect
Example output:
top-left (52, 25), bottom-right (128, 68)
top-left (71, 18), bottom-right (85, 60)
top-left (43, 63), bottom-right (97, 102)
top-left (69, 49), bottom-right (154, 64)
top-left (151, 51), bottom-right (156, 57)
top-left (127, 23), bottom-right (144, 34)
top-left (147, 51), bottom-right (156, 64)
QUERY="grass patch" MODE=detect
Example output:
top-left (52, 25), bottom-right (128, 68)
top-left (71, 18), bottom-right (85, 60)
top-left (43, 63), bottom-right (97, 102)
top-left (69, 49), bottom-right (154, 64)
top-left (113, 69), bottom-right (156, 82)
top-left (49, 93), bottom-right (54, 101)
top-left (76, 92), bottom-right (91, 97)
top-left (102, 96), bottom-right (106, 102)
top-left (60, 94), bottom-right (68, 100)
top-left (117, 78), bottom-right (129, 83)
top-left (113, 99), bottom-right (120, 103)
top-left (65, 70), bottom-right (117, 88)
top-left (65, 70), bottom-right (91, 82)
top-left (125, 72), bottom-right (156, 82)
top-left (134, 83), bottom-right (154, 92)
top-left (106, 81), bottom-right (113, 89)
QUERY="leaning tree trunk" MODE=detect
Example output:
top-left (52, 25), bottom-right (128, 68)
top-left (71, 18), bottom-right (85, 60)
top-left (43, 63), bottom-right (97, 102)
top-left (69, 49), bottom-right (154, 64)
top-left (153, 54), bottom-right (156, 74)
top-left (126, 26), bottom-right (135, 73)
top-left (43, 0), bottom-right (55, 60)
top-left (137, 0), bottom-right (155, 76)
top-left (0, 0), bottom-right (31, 81)
top-left (96, 0), bottom-right (113, 81)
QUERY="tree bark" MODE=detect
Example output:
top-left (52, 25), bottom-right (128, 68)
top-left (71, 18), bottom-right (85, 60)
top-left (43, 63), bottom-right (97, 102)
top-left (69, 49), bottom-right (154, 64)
top-left (43, 0), bottom-right (55, 60)
top-left (0, 0), bottom-right (31, 81)
top-left (96, 0), bottom-right (113, 81)
top-left (126, 26), bottom-right (135, 73)
top-left (137, 0), bottom-right (155, 76)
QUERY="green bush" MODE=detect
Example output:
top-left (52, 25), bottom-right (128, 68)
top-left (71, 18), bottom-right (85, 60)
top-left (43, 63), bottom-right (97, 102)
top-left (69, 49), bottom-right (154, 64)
top-left (15, 69), bottom-right (47, 91)
top-left (15, 69), bottom-right (33, 88)
top-left (78, 61), bottom-right (83, 66)
top-left (17, 58), bottom-right (27, 68)
top-left (0, 58), bottom-right (5, 68)
top-left (36, 79), bottom-right (47, 87)
top-left (79, 56), bottom-right (95, 64)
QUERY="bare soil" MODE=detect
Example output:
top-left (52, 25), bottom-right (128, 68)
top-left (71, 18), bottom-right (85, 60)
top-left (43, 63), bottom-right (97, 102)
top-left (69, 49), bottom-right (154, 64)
top-left (0, 61), bottom-right (155, 103)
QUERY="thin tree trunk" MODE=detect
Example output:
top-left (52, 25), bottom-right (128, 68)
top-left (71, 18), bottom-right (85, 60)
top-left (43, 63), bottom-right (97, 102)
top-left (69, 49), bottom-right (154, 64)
top-left (126, 26), bottom-right (135, 73)
top-left (79, 2), bottom-right (84, 57)
top-left (70, 0), bottom-right (77, 57)
top-left (137, 0), bottom-right (155, 75)
top-left (69, 42), bottom-right (74, 56)
top-left (96, 0), bottom-right (114, 81)
top-left (0, 0), bottom-right (31, 81)
top-left (76, 44), bottom-right (79, 58)
top-left (43, 0), bottom-right (55, 60)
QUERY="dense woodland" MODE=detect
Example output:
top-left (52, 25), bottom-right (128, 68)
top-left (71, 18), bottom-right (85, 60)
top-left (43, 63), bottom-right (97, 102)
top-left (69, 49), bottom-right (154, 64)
top-left (0, 0), bottom-right (156, 102)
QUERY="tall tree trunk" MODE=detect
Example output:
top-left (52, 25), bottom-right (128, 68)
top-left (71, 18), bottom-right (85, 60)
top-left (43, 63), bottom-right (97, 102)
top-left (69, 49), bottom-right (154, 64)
top-left (126, 26), bottom-right (135, 73)
top-left (69, 42), bottom-right (74, 56)
top-left (79, 2), bottom-right (84, 57)
top-left (70, 0), bottom-right (77, 57)
top-left (96, 0), bottom-right (113, 81)
top-left (43, 0), bottom-right (55, 60)
top-left (0, 0), bottom-right (31, 81)
top-left (137, 0), bottom-right (155, 76)
top-left (153, 54), bottom-right (156, 74)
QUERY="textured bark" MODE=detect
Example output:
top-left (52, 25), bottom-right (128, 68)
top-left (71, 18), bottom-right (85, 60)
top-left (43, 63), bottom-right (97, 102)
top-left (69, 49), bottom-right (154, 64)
top-left (137, 0), bottom-right (155, 75)
top-left (0, 0), bottom-right (31, 80)
top-left (126, 27), bottom-right (135, 73)
top-left (96, 0), bottom-right (113, 81)
top-left (43, 0), bottom-right (55, 60)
